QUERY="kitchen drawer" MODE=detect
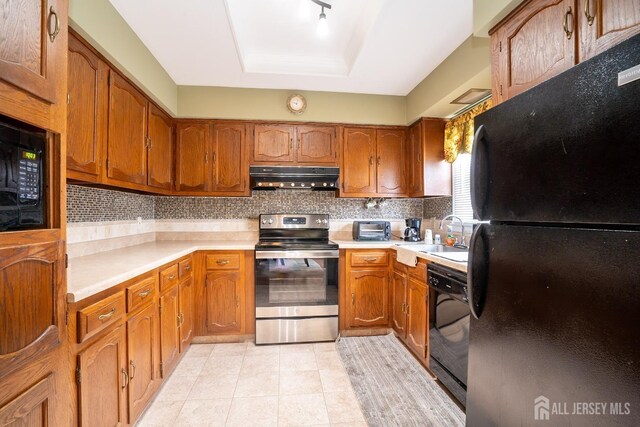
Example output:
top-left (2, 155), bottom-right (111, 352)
top-left (160, 264), bottom-right (179, 293)
top-left (126, 275), bottom-right (157, 313)
top-left (407, 260), bottom-right (427, 282)
top-left (77, 292), bottom-right (125, 343)
top-left (350, 251), bottom-right (389, 267)
top-left (206, 253), bottom-right (241, 270)
top-left (179, 258), bottom-right (193, 278)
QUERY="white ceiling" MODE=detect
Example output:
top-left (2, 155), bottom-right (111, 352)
top-left (109, 0), bottom-right (473, 96)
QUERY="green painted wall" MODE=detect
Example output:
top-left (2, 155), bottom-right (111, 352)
top-left (68, 0), bottom-right (178, 115)
top-left (178, 86), bottom-right (407, 125)
top-left (406, 36), bottom-right (491, 121)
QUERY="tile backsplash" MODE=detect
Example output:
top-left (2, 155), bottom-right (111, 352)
top-left (67, 185), bottom-right (425, 223)
top-left (423, 196), bottom-right (453, 219)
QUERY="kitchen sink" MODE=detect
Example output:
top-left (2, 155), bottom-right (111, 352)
top-left (399, 244), bottom-right (466, 253)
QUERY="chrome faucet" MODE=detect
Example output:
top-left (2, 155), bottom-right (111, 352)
top-left (439, 215), bottom-right (464, 230)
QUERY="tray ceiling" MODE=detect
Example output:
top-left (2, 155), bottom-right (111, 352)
top-left (109, 0), bottom-right (473, 95)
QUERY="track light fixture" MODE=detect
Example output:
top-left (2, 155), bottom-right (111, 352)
top-left (310, 0), bottom-right (331, 37)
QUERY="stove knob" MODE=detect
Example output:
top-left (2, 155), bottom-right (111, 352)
top-left (322, 219), bottom-right (328, 224)
top-left (310, 183), bottom-right (315, 187)
top-left (330, 183), bottom-right (334, 187)
top-left (268, 219), bottom-right (273, 224)
top-left (316, 219), bottom-right (322, 224)
top-left (300, 183), bottom-right (305, 187)
top-left (257, 182), bottom-right (263, 187)
top-left (290, 183), bottom-right (295, 187)
top-left (268, 183), bottom-right (273, 186)
top-left (279, 183), bottom-right (284, 187)
top-left (323, 182), bottom-right (327, 187)
top-left (262, 219), bottom-right (267, 224)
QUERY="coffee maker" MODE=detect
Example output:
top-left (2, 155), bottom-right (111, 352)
top-left (403, 218), bottom-right (422, 242)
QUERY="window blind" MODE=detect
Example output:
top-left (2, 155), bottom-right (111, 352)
top-left (452, 153), bottom-right (474, 221)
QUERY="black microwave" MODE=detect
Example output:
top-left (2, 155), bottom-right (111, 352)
top-left (0, 120), bottom-right (46, 231)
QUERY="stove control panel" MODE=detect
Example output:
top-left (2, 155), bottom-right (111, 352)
top-left (259, 214), bottom-right (329, 230)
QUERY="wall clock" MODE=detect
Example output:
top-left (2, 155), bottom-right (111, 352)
top-left (287, 94), bottom-right (307, 115)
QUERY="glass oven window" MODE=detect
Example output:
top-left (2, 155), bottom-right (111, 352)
top-left (255, 257), bottom-right (338, 307)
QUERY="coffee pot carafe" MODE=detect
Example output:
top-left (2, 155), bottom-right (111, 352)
top-left (403, 218), bottom-right (422, 242)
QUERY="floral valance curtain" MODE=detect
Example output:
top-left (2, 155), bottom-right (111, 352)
top-left (444, 98), bottom-right (493, 163)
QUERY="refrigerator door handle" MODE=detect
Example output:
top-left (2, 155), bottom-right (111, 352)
top-left (468, 223), bottom-right (489, 319)
top-left (470, 125), bottom-right (488, 220)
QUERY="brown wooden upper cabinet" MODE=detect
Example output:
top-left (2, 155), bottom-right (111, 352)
top-left (0, 0), bottom-right (65, 103)
top-left (176, 122), bottom-right (249, 196)
top-left (147, 105), bottom-right (174, 191)
top-left (251, 124), bottom-right (338, 165)
top-left (67, 33), bottom-right (108, 183)
top-left (211, 123), bottom-right (249, 195)
top-left (341, 127), bottom-right (407, 197)
top-left (491, 0), bottom-right (640, 103)
top-left (176, 123), bottom-right (210, 193)
top-left (107, 71), bottom-right (149, 187)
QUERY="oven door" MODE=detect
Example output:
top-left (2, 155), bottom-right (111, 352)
top-left (254, 250), bottom-right (339, 318)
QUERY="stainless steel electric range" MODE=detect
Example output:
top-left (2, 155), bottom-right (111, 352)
top-left (254, 214), bottom-right (338, 345)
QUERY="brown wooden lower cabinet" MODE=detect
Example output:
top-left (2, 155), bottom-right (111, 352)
top-left (0, 374), bottom-right (56, 427)
top-left (179, 277), bottom-right (195, 352)
top-left (159, 284), bottom-right (180, 378)
top-left (205, 271), bottom-right (244, 334)
top-left (344, 250), bottom-right (391, 329)
top-left (77, 325), bottom-right (128, 427)
top-left (391, 253), bottom-right (430, 364)
top-left (126, 302), bottom-right (159, 422)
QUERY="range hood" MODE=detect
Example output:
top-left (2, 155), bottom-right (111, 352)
top-left (250, 166), bottom-right (339, 190)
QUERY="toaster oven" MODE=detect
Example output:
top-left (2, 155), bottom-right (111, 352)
top-left (352, 221), bottom-right (391, 241)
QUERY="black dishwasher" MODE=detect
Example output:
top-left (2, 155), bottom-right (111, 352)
top-left (427, 263), bottom-right (469, 407)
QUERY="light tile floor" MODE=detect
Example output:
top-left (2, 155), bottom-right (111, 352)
top-left (137, 341), bottom-right (368, 427)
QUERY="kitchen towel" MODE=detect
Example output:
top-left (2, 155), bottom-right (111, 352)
top-left (395, 246), bottom-right (418, 267)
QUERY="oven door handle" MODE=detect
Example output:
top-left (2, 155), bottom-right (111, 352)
top-left (255, 250), bottom-right (339, 259)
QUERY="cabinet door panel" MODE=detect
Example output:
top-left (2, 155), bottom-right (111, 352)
top-left (499, 0), bottom-right (576, 100)
top-left (296, 126), bottom-right (337, 164)
top-left (205, 271), bottom-right (243, 334)
top-left (579, 0), bottom-right (640, 60)
top-left (376, 129), bottom-right (407, 195)
top-left (107, 72), bottom-right (148, 185)
top-left (77, 326), bottom-right (127, 427)
top-left (179, 278), bottom-right (194, 352)
top-left (67, 34), bottom-right (107, 181)
top-left (0, 374), bottom-right (54, 427)
top-left (0, 239), bottom-right (63, 379)
top-left (0, 0), bottom-right (63, 102)
top-left (407, 122), bottom-right (423, 196)
top-left (212, 124), bottom-right (247, 194)
top-left (252, 125), bottom-right (294, 163)
top-left (147, 104), bottom-right (173, 190)
top-left (347, 270), bottom-right (389, 328)
top-left (176, 123), bottom-right (209, 192)
top-left (159, 286), bottom-right (180, 378)
top-left (342, 128), bottom-right (376, 195)
top-left (127, 303), bottom-right (159, 423)
top-left (406, 278), bottom-right (428, 359)
top-left (391, 270), bottom-right (407, 337)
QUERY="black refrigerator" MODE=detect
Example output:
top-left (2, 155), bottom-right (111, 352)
top-left (466, 34), bottom-right (640, 427)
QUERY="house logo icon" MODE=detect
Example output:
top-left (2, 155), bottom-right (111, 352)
top-left (534, 395), bottom-right (550, 421)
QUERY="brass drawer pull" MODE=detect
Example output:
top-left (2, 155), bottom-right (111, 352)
top-left (98, 308), bottom-right (116, 321)
top-left (235, 296), bottom-right (240, 308)
top-left (584, 0), bottom-right (595, 26)
top-left (563, 7), bottom-right (574, 40)
top-left (138, 289), bottom-right (151, 298)
top-left (185, 265), bottom-right (191, 271)
top-left (47, 6), bottom-right (61, 42)
top-left (130, 360), bottom-right (136, 379)
top-left (351, 293), bottom-right (355, 305)
top-left (121, 368), bottom-right (129, 389)
top-left (216, 260), bottom-right (230, 265)
top-left (168, 274), bottom-right (176, 280)
top-left (364, 257), bottom-right (378, 262)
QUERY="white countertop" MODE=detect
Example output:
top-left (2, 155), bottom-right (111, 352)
top-left (67, 240), bottom-right (256, 303)
top-left (68, 238), bottom-right (466, 303)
